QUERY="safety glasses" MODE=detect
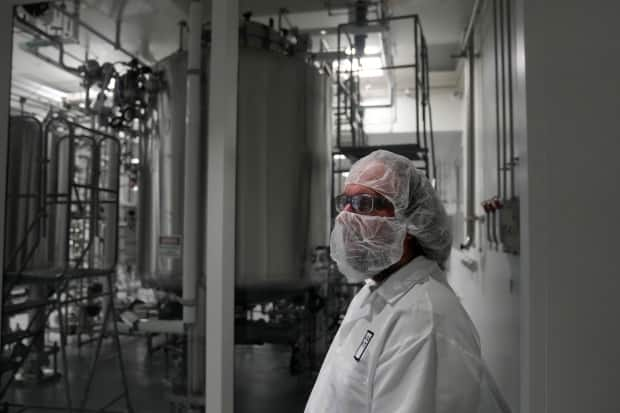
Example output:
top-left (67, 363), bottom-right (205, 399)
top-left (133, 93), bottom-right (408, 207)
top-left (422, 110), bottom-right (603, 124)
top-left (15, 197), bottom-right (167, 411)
top-left (335, 193), bottom-right (392, 214)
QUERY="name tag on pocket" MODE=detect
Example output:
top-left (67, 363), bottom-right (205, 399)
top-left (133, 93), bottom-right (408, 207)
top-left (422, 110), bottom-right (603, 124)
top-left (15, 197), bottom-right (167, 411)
top-left (354, 330), bottom-right (374, 362)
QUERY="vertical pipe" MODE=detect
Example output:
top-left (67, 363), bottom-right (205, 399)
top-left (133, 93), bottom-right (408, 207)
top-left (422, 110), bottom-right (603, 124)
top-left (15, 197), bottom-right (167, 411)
top-left (66, 134), bottom-right (76, 269)
top-left (494, 0), bottom-right (502, 201)
top-left (426, 47), bottom-right (437, 182)
top-left (422, 39), bottom-right (430, 176)
top-left (336, 25), bottom-right (342, 148)
top-left (421, 41), bottom-right (428, 163)
top-left (414, 17), bottom-right (420, 147)
top-left (206, 0), bottom-right (238, 411)
top-left (500, 0), bottom-right (508, 200)
top-left (0, 3), bottom-right (13, 339)
top-left (89, 141), bottom-right (99, 269)
top-left (183, 0), bottom-right (203, 397)
top-left (460, 38), bottom-right (476, 250)
top-left (182, 0), bottom-right (202, 325)
top-left (467, 39), bottom-right (475, 243)
top-left (506, 0), bottom-right (516, 198)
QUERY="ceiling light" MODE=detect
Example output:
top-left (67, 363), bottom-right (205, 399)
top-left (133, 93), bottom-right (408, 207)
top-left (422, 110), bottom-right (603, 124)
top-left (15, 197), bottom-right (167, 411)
top-left (130, 157), bottom-right (140, 165)
top-left (320, 29), bottom-right (327, 36)
top-left (341, 172), bottom-right (349, 178)
top-left (333, 154), bottom-right (346, 160)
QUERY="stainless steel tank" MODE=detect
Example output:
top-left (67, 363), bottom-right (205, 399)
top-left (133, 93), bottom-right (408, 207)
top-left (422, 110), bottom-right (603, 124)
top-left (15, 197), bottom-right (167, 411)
top-left (137, 22), bottom-right (330, 300)
top-left (4, 116), bottom-right (46, 272)
top-left (137, 52), bottom-right (187, 293)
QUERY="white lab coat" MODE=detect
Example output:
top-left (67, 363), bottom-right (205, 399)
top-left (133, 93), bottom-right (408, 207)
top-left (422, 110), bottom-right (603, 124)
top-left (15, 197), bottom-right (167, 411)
top-left (305, 256), bottom-right (511, 413)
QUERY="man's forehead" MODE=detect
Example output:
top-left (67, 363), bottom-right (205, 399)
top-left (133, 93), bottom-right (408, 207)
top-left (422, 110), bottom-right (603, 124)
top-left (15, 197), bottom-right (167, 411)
top-left (347, 158), bottom-right (402, 201)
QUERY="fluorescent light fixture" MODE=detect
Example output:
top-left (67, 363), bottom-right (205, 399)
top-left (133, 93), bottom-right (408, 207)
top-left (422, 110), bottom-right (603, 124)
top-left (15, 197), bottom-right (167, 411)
top-left (333, 154), bottom-right (346, 160)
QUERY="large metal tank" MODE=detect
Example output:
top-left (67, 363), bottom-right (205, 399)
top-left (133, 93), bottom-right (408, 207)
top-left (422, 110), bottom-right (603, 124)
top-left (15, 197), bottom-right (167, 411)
top-left (137, 22), bottom-right (330, 301)
top-left (4, 116), bottom-right (45, 272)
top-left (137, 52), bottom-right (187, 293)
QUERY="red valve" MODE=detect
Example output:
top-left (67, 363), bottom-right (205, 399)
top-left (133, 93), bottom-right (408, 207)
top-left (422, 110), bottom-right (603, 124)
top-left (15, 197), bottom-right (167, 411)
top-left (491, 197), bottom-right (503, 210)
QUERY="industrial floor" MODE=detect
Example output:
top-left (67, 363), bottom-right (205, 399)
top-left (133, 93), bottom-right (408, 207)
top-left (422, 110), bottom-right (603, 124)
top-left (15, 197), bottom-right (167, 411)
top-left (5, 336), bottom-right (315, 413)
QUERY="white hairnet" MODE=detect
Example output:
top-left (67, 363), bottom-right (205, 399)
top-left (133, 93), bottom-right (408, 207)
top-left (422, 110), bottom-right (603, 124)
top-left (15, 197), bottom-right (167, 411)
top-left (344, 149), bottom-right (452, 266)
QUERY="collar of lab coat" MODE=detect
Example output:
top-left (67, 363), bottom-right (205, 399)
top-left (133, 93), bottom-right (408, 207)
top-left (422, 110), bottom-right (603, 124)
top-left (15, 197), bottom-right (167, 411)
top-left (371, 255), bottom-right (440, 305)
top-left (341, 256), bottom-right (441, 326)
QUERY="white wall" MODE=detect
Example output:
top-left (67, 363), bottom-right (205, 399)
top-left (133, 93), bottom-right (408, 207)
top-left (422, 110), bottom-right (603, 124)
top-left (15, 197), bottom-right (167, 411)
top-left (444, 1), bottom-right (521, 410)
top-left (364, 88), bottom-right (463, 137)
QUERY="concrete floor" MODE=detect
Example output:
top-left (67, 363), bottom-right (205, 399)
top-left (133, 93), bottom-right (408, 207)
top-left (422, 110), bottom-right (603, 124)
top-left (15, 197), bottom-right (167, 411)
top-left (234, 344), bottom-right (314, 413)
top-left (6, 337), bottom-right (315, 412)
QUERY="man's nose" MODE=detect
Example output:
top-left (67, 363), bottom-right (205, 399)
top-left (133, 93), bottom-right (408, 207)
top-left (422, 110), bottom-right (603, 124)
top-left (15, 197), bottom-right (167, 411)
top-left (343, 203), bottom-right (353, 212)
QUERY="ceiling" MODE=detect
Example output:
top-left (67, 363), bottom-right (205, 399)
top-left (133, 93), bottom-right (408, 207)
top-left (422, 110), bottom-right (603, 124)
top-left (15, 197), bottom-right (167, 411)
top-left (10, 0), bottom-right (474, 116)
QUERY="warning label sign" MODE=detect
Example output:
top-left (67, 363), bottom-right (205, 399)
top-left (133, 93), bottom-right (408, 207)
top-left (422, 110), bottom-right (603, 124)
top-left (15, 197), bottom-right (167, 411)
top-left (158, 235), bottom-right (183, 258)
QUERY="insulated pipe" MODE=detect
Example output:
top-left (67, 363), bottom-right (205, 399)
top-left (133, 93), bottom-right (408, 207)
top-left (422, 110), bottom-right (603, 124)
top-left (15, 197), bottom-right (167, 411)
top-left (182, 0), bottom-right (202, 325)
top-left (460, 39), bottom-right (476, 250)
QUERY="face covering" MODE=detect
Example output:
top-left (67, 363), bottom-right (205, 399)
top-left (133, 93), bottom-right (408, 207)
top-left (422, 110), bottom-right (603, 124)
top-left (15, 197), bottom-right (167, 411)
top-left (330, 211), bottom-right (407, 283)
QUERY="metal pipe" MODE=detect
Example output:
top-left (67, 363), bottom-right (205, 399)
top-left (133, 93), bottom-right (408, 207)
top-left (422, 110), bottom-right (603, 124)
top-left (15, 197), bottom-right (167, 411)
top-left (178, 20), bottom-right (188, 51)
top-left (460, 0), bottom-right (485, 56)
top-left (426, 50), bottom-right (437, 181)
top-left (337, 25), bottom-right (342, 148)
top-left (414, 17), bottom-right (420, 147)
top-left (183, 0), bottom-right (205, 398)
top-left (182, 0), bottom-right (202, 325)
top-left (50, 4), bottom-right (150, 65)
top-left (114, 0), bottom-right (129, 50)
top-left (460, 39), bottom-right (476, 250)
top-left (14, 16), bottom-right (80, 75)
top-left (421, 40), bottom-right (429, 172)
top-left (494, 0), bottom-right (502, 203)
top-left (500, 0), bottom-right (508, 201)
top-left (506, 0), bottom-right (516, 198)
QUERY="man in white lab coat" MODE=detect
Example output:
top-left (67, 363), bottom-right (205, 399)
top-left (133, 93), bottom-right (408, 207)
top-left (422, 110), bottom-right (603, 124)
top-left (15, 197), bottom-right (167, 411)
top-left (305, 150), bottom-right (510, 413)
